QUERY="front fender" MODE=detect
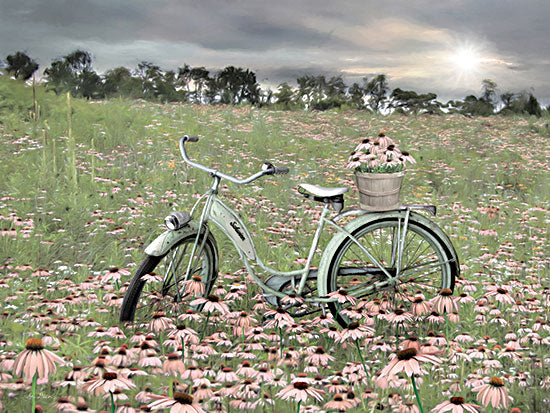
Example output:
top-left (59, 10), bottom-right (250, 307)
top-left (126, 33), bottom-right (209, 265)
top-left (144, 222), bottom-right (200, 257)
top-left (317, 210), bottom-right (459, 297)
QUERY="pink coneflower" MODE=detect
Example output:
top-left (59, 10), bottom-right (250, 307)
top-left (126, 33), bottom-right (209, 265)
top-left (148, 392), bottom-right (206, 412)
top-left (472, 377), bottom-right (511, 409)
top-left (432, 396), bottom-right (480, 412)
top-left (305, 346), bottom-right (335, 367)
top-left (82, 371), bottom-right (136, 396)
top-left (149, 311), bottom-right (175, 333)
top-left (182, 275), bottom-right (205, 297)
top-left (336, 321), bottom-right (374, 343)
top-left (276, 374), bottom-right (325, 403)
top-left (163, 353), bottom-right (186, 376)
top-left (13, 338), bottom-right (64, 382)
top-left (426, 311), bottom-right (446, 324)
top-left (102, 267), bottom-right (131, 283)
top-left (280, 293), bottom-right (305, 307)
top-left (232, 311), bottom-right (257, 336)
top-left (375, 133), bottom-right (395, 147)
top-left (379, 347), bottom-right (441, 378)
top-left (430, 289), bottom-right (458, 314)
top-left (386, 308), bottom-right (413, 325)
top-left (411, 296), bottom-right (432, 316)
top-left (263, 307), bottom-right (295, 328)
top-left (400, 336), bottom-right (421, 351)
top-left (189, 295), bottom-right (229, 315)
top-left (489, 288), bottom-right (515, 305)
top-left (327, 289), bottom-right (357, 306)
top-left (324, 393), bottom-right (354, 411)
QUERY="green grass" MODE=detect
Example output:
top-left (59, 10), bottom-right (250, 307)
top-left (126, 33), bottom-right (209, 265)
top-left (0, 77), bottom-right (548, 412)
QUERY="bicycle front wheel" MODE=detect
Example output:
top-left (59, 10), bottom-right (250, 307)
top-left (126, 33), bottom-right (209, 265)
top-left (324, 214), bottom-right (458, 327)
top-left (119, 230), bottom-right (218, 325)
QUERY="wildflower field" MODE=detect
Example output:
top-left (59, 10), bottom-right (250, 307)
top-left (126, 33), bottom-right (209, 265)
top-left (0, 77), bottom-right (549, 412)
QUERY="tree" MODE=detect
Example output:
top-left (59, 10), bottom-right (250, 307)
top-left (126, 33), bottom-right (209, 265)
top-left (365, 74), bottom-right (389, 112)
top-left (525, 93), bottom-right (542, 117)
top-left (216, 66), bottom-right (260, 105)
top-left (103, 66), bottom-right (141, 98)
top-left (189, 67), bottom-right (210, 103)
top-left (453, 95), bottom-right (494, 117)
top-left (274, 82), bottom-right (296, 109)
top-left (348, 82), bottom-right (365, 109)
top-left (480, 79), bottom-right (497, 105)
top-left (44, 49), bottom-right (102, 98)
top-left (389, 88), bottom-right (442, 115)
top-left (5, 51), bottom-right (39, 80)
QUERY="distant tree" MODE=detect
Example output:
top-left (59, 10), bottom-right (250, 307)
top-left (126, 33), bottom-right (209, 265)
top-left (480, 79), bottom-right (498, 106)
top-left (296, 75), bottom-right (315, 108)
top-left (216, 66), bottom-right (260, 105)
top-left (44, 49), bottom-right (102, 98)
top-left (103, 66), bottom-right (141, 98)
top-left (348, 82), bottom-right (365, 109)
top-left (189, 67), bottom-right (210, 104)
top-left (389, 88), bottom-right (442, 114)
top-left (135, 61), bottom-right (163, 99)
top-left (273, 82), bottom-right (295, 109)
top-left (365, 74), bottom-right (389, 112)
top-left (453, 95), bottom-right (494, 117)
top-left (525, 93), bottom-right (542, 117)
top-left (497, 91), bottom-right (542, 117)
top-left (499, 92), bottom-right (515, 112)
top-left (5, 51), bottom-right (39, 80)
top-left (204, 76), bottom-right (221, 104)
top-left (177, 64), bottom-right (192, 93)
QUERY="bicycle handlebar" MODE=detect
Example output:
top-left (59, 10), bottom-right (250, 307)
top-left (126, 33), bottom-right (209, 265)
top-left (179, 135), bottom-right (288, 184)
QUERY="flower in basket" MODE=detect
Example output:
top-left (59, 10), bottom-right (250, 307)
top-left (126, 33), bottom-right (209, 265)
top-left (346, 133), bottom-right (416, 173)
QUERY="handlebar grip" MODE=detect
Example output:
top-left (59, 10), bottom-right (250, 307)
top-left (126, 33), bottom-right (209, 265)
top-left (274, 166), bottom-right (289, 175)
top-left (184, 135), bottom-right (199, 142)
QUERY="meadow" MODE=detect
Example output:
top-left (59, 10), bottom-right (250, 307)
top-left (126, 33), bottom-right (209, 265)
top-left (0, 76), bottom-right (549, 412)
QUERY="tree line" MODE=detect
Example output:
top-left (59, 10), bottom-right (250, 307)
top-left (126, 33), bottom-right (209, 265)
top-left (1, 50), bottom-right (547, 117)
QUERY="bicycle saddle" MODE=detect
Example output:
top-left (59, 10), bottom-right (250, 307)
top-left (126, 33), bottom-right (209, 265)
top-left (298, 184), bottom-right (347, 212)
top-left (298, 183), bottom-right (348, 198)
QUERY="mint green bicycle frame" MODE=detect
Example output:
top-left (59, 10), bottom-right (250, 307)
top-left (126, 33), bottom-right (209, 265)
top-left (183, 174), bottom-right (412, 305)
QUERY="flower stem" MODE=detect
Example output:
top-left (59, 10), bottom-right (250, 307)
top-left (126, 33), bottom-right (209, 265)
top-left (279, 326), bottom-right (284, 359)
top-left (296, 400), bottom-right (302, 413)
top-left (110, 390), bottom-right (115, 413)
top-left (181, 336), bottom-right (185, 363)
top-left (354, 339), bottom-right (369, 378)
top-left (410, 375), bottom-right (424, 413)
top-left (31, 372), bottom-right (37, 413)
top-left (199, 312), bottom-right (211, 342)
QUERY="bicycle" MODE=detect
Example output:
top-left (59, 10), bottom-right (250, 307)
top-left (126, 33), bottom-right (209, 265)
top-left (119, 135), bottom-right (460, 327)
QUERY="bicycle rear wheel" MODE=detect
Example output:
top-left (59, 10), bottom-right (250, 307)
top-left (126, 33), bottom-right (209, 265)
top-left (119, 230), bottom-right (218, 326)
top-left (324, 215), bottom-right (458, 327)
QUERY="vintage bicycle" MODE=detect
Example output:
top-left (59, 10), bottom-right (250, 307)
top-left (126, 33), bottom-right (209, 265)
top-left (119, 135), bottom-right (459, 327)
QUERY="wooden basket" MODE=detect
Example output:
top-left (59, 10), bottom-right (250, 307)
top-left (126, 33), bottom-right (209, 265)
top-left (354, 171), bottom-right (405, 211)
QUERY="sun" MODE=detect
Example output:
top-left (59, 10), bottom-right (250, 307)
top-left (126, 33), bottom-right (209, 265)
top-left (450, 46), bottom-right (482, 74)
top-left (452, 48), bottom-right (481, 72)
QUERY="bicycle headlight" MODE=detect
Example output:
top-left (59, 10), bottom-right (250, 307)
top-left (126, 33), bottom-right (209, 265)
top-left (164, 211), bottom-right (191, 231)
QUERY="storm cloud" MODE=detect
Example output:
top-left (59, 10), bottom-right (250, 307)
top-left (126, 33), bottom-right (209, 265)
top-left (1, 0), bottom-right (548, 104)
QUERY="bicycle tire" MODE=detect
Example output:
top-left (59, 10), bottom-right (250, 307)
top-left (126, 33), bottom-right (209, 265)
top-left (119, 231), bottom-right (218, 324)
top-left (324, 215), bottom-right (458, 327)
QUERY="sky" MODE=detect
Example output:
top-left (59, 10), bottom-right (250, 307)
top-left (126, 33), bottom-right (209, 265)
top-left (1, 0), bottom-right (549, 105)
